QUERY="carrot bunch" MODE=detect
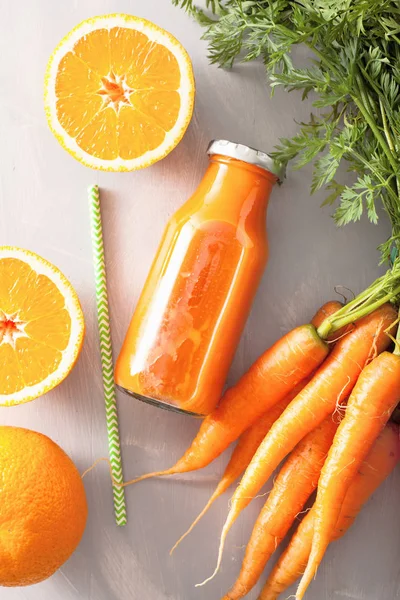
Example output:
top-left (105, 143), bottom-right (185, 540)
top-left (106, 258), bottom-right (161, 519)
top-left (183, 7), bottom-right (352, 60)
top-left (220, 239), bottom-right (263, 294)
top-left (125, 267), bottom-right (400, 598)
top-left (198, 304), bottom-right (396, 587)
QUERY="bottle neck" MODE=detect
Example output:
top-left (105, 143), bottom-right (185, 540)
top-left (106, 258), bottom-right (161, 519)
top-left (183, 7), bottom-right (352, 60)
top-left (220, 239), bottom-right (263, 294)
top-left (193, 155), bottom-right (276, 228)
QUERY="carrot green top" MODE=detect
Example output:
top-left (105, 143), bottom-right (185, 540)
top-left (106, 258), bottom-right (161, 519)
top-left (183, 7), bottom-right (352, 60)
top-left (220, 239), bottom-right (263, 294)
top-left (317, 259), bottom-right (400, 340)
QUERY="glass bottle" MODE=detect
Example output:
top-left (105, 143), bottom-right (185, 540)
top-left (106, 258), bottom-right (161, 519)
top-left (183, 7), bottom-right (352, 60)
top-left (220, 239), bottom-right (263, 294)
top-left (115, 140), bottom-right (283, 416)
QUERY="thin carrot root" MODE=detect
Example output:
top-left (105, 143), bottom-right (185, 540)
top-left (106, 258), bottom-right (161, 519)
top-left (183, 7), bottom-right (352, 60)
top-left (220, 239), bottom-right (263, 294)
top-left (229, 490), bottom-right (270, 504)
top-left (384, 315), bottom-right (400, 351)
top-left (366, 320), bottom-right (381, 364)
top-left (326, 324), bottom-right (354, 345)
top-left (170, 490), bottom-right (219, 555)
top-left (122, 469), bottom-right (178, 486)
top-left (196, 518), bottom-right (232, 587)
top-left (332, 376), bottom-right (350, 421)
top-left (384, 314), bottom-right (400, 335)
top-left (81, 457), bottom-right (110, 479)
top-left (81, 456), bottom-right (177, 486)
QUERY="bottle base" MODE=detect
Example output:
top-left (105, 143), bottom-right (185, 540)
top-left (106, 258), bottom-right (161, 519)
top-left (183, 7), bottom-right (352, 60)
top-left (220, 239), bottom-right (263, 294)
top-left (116, 385), bottom-right (205, 418)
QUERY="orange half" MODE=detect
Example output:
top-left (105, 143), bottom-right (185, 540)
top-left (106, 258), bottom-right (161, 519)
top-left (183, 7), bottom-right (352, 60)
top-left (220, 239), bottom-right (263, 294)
top-left (44, 14), bottom-right (195, 171)
top-left (0, 247), bottom-right (85, 406)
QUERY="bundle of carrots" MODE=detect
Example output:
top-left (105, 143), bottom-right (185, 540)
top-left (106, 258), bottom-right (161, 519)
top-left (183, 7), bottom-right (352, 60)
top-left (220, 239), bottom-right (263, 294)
top-left (126, 265), bottom-right (400, 598)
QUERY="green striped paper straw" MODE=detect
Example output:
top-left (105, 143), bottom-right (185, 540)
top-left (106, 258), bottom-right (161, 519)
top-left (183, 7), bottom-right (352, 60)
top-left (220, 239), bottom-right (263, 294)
top-left (88, 184), bottom-right (127, 526)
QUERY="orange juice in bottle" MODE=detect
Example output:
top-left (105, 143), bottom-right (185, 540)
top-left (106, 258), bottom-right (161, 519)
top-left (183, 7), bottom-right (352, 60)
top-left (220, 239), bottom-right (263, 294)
top-left (115, 140), bottom-right (284, 416)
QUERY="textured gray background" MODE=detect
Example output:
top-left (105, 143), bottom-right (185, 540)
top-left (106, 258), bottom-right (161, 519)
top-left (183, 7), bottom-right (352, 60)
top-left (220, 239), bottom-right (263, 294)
top-left (1, 1), bottom-right (399, 599)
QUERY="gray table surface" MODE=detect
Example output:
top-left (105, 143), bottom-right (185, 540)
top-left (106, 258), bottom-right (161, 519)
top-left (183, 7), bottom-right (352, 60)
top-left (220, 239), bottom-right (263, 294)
top-left (1, 1), bottom-right (399, 599)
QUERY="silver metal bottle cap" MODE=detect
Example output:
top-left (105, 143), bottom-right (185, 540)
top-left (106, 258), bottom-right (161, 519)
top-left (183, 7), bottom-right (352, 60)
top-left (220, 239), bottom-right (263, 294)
top-left (207, 139), bottom-right (285, 182)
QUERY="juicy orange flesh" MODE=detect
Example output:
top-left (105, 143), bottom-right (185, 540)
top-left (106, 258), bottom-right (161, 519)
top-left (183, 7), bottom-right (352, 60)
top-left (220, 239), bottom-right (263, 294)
top-left (55, 27), bottom-right (182, 160)
top-left (0, 258), bottom-right (71, 394)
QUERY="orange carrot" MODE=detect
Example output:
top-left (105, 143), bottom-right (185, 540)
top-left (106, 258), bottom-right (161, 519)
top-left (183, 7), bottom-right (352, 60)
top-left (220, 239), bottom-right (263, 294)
top-left (297, 350), bottom-right (400, 599)
top-left (170, 301), bottom-right (342, 553)
top-left (222, 416), bottom-right (340, 600)
top-left (128, 325), bottom-right (329, 484)
top-left (199, 303), bottom-right (396, 586)
top-left (260, 422), bottom-right (400, 600)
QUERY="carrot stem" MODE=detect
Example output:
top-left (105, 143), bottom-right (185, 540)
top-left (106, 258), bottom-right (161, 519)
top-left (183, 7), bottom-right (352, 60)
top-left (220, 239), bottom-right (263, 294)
top-left (317, 262), bottom-right (400, 339)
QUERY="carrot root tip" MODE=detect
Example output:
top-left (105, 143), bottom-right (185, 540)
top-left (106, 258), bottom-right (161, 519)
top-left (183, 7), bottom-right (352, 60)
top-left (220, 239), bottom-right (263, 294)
top-left (195, 524), bottom-right (228, 587)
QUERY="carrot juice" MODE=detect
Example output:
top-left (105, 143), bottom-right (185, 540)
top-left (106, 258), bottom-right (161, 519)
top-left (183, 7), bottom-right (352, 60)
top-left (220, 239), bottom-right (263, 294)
top-left (115, 140), bottom-right (283, 416)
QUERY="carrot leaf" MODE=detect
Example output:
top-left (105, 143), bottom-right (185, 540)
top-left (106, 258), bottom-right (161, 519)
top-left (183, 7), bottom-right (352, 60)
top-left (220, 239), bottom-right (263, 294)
top-left (174, 0), bottom-right (400, 263)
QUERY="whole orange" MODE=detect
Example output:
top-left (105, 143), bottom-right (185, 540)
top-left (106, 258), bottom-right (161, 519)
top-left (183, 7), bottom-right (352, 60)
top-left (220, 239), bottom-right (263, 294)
top-left (0, 426), bottom-right (88, 586)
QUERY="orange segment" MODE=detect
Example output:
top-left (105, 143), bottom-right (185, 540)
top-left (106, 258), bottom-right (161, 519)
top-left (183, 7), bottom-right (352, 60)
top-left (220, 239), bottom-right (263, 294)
top-left (14, 338), bottom-right (62, 388)
top-left (130, 90), bottom-right (181, 131)
top-left (21, 273), bottom-right (66, 320)
top-left (25, 309), bottom-right (71, 351)
top-left (76, 106), bottom-right (118, 159)
top-left (45, 14), bottom-right (195, 171)
top-left (117, 105), bottom-right (165, 159)
top-left (73, 28), bottom-right (111, 75)
top-left (109, 27), bottom-right (149, 78)
top-left (0, 258), bottom-right (37, 315)
top-left (0, 257), bottom-right (69, 321)
top-left (0, 344), bottom-right (25, 395)
top-left (56, 94), bottom-right (103, 138)
top-left (0, 247), bottom-right (85, 406)
top-left (55, 52), bottom-right (101, 97)
top-left (126, 42), bottom-right (181, 90)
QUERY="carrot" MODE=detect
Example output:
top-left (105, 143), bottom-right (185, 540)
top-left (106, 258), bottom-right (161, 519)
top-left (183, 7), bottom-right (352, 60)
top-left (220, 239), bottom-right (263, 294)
top-left (198, 303), bottom-right (396, 586)
top-left (128, 325), bottom-right (329, 484)
top-left (260, 422), bottom-right (400, 600)
top-left (222, 416), bottom-right (340, 600)
top-left (296, 348), bottom-right (400, 600)
top-left (170, 301), bottom-right (342, 554)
